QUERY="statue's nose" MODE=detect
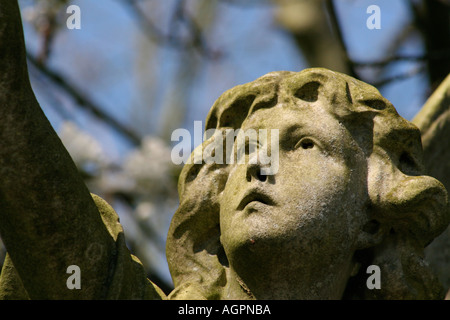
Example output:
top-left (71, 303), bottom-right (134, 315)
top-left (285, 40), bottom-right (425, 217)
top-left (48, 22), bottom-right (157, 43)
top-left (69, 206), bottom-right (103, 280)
top-left (246, 161), bottom-right (268, 183)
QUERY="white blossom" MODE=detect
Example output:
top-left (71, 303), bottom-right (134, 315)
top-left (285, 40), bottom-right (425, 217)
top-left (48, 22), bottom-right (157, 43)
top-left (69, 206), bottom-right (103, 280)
top-left (124, 136), bottom-right (176, 196)
top-left (58, 121), bottom-right (107, 168)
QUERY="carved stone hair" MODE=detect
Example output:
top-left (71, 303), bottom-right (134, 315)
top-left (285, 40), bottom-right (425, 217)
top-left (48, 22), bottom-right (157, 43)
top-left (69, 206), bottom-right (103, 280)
top-left (166, 68), bottom-right (449, 299)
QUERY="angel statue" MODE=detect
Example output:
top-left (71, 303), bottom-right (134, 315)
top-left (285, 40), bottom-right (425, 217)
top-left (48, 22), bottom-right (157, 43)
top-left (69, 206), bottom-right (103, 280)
top-left (0, 1), bottom-right (448, 300)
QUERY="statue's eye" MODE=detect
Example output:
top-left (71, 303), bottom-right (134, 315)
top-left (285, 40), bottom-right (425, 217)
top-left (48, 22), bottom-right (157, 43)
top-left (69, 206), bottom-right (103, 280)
top-left (362, 99), bottom-right (386, 111)
top-left (294, 138), bottom-right (315, 150)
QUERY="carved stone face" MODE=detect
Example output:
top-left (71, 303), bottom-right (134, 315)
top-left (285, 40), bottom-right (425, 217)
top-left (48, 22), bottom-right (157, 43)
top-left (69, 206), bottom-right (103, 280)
top-left (167, 69), bottom-right (449, 300)
top-left (219, 103), bottom-right (369, 299)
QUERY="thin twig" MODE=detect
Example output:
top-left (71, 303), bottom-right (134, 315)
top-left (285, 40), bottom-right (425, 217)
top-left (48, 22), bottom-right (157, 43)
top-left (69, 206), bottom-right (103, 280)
top-left (353, 55), bottom-right (428, 68)
top-left (127, 0), bottom-right (168, 44)
top-left (125, 0), bottom-right (221, 59)
top-left (353, 50), bottom-right (450, 68)
top-left (371, 65), bottom-right (427, 88)
top-left (28, 66), bottom-right (73, 121)
top-left (325, 0), bottom-right (358, 79)
top-left (177, 0), bottom-right (221, 59)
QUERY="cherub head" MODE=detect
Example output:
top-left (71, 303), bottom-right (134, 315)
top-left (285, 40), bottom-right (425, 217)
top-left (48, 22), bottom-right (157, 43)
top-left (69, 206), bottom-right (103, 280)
top-left (166, 68), bottom-right (449, 300)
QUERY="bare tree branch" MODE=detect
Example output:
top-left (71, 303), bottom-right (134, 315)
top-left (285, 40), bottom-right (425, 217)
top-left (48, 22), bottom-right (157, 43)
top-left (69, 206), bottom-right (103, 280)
top-left (124, 0), bottom-right (221, 59)
top-left (353, 50), bottom-right (450, 69)
top-left (26, 52), bottom-right (142, 146)
top-left (410, 0), bottom-right (450, 89)
top-left (372, 65), bottom-right (427, 88)
top-left (324, 0), bottom-right (358, 79)
top-left (176, 0), bottom-right (222, 59)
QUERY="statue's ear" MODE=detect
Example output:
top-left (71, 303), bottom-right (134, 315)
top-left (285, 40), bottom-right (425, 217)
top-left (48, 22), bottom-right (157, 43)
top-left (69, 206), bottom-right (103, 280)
top-left (363, 151), bottom-right (449, 249)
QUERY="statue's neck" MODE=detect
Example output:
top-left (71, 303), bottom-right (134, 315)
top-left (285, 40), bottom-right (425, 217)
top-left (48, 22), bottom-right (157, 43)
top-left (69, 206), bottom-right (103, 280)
top-left (222, 261), bottom-right (353, 300)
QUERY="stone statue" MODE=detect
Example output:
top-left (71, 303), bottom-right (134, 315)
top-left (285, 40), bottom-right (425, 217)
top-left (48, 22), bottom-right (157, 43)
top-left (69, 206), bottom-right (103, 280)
top-left (0, 1), bottom-right (448, 300)
top-left (412, 73), bottom-right (450, 294)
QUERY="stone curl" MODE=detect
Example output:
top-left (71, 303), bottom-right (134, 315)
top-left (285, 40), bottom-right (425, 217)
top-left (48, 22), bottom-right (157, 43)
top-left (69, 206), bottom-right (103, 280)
top-left (166, 68), bottom-right (449, 299)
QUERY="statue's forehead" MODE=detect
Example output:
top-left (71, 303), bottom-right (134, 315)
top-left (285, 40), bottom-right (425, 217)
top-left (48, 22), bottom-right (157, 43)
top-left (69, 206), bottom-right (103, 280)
top-left (206, 68), bottom-right (391, 134)
top-left (241, 104), bottom-right (348, 145)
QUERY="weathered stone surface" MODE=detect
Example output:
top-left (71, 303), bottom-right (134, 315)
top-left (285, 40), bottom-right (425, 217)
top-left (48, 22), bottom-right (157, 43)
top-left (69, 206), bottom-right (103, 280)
top-left (413, 74), bottom-right (450, 293)
top-left (166, 68), bottom-right (449, 299)
top-left (1, 0), bottom-right (448, 300)
top-left (0, 1), bottom-right (164, 300)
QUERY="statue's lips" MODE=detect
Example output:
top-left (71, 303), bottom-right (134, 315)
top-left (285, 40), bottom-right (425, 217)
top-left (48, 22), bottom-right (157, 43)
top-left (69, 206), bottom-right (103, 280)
top-left (237, 190), bottom-right (274, 211)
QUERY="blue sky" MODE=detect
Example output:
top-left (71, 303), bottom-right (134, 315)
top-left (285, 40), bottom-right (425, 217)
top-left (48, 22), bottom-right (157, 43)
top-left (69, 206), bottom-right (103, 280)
top-left (20, 0), bottom-right (430, 163)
